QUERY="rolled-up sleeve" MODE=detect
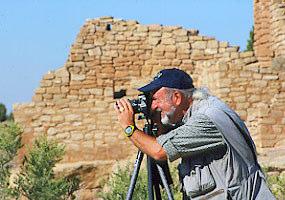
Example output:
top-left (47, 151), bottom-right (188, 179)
top-left (156, 114), bottom-right (226, 162)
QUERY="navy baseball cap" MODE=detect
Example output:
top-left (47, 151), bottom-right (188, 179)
top-left (138, 68), bottom-right (194, 93)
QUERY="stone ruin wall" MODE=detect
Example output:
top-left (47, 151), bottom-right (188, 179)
top-left (13, 13), bottom-right (285, 166)
top-left (254, 0), bottom-right (285, 61)
top-left (253, 0), bottom-right (285, 148)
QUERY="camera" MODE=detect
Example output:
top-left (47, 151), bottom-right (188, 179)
top-left (129, 94), bottom-right (148, 115)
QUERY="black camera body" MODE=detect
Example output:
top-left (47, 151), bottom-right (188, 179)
top-left (129, 94), bottom-right (148, 115)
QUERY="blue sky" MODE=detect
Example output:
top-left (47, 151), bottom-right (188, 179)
top-left (0, 0), bottom-right (253, 113)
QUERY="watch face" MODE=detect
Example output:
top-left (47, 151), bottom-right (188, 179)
top-left (125, 125), bottom-right (135, 137)
top-left (126, 126), bottom-right (132, 134)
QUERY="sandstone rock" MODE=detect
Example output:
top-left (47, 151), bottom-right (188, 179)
top-left (192, 41), bottom-right (207, 49)
top-left (88, 47), bottom-right (102, 56)
top-left (71, 74), bottom-right (86, 81)
top-left (54, 161), bottom-right (115, 198)
top-left (32, 95), bottom-right (43, 102)
top-left (47, 127), bottom-right (57, 136)
top-left (43, 72), bottom-right (55, 80)
top-left (46, 87), bottom-right (61, 94)
top-left (219, 41), bottom-right (229, 48)
top-left (263, 75), bottom-right (279, 80)
top-left (207, 40), bottom-right (219, 48)
top-left (65, 114), bottom-right (82, 122)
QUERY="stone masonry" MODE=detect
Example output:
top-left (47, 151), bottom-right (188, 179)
top-left (12, 0), bottom-right (285, 198)
top-left (253, 0), bottom-right (285, 148)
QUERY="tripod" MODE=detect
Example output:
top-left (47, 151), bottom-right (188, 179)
top-left (126, 122), bottom-right (174, 200)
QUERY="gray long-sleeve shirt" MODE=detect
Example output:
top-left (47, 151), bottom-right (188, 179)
top-left (156, 113), bottom-right (226, 162)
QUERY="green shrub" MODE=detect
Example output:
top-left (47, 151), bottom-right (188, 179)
top-left (6, 113), bottom-right (14, 122)
top-left (0, 103), bottom-right (7, 122)
top-left (100, 164), bottom-right (148, 200)
top-left (0, 121), bottom-right (80, 199)
top-left (267, 175), bottom-right (285, 199)
top-left (263, 167), bottom-right (285, 200)
top-left (99, 161), bottom-right (182, 200)
top-left (16, 136), bottom-right (80, 200)
top-left (0, 122), bottom-right (22, 199)
top-left (0, 103), bottom-right (14, 122)
top-left (246, 26), bottom-right (254, 51)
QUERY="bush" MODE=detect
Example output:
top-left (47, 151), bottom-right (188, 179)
top-left (6, 113), bottom-right (14, 122)
top-left (0, 103), bottom-right (7, 122)
top-left (0, 121), bottom-right (80, 200)
top-left (16, 136), bottom-right (80, 200)
top-left (99, 160), bottom-right (182, 200)
top-left (246, 26), bottom-right (254, 51)
top-left (267, 175), bottom-right (285, 199)
top-left (100, 164), bottom-right (148, 200)
top-left (263, 167), bottom-right (285, 200)
top-left (0, 103), bottom-right (14, 122)
top-left (0, 122), bottom-right (22, 199)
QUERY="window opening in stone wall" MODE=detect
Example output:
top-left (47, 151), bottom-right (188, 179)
top-left (106, 24), bottom-right (112, 31)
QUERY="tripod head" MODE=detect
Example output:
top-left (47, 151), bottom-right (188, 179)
top-left (129, 93), bottom-right (159, 135)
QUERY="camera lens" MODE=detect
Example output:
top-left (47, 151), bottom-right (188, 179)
top-left (129, 94), bottom-right (148, 114)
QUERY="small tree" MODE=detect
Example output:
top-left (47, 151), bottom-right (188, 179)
top-left (6, 112), bottom-right (14, 122)
top-left (16, 136), bottom-right (79, 200)
top-left (0, 122), bottom-right (22, 199)
top-left (0, 103), bottom-right (7, 122)
top-left (0, 103), bottom-right (14, 122)
top-left (246, 26), bottom-right (254, 51)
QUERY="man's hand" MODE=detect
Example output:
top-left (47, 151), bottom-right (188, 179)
top-left (114, 98), bottom-right (167, 161)
top-left (114, 98), bottom-right (135, 129)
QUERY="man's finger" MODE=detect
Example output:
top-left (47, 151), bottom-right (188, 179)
top-left (114, 103), bottom-right (120, 114)
top-left (119, 99), bottom-right (129, 110)
top-left (116, 100), bottom-right (124, 110)
top-left (125, 98), bottom-right (133, 111)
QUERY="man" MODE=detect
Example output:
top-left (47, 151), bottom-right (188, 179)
top-left (114, 68), bottom-right (275, 199)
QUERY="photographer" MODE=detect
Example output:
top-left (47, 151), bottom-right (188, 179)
top-left (114, 68), bottom-right (275, 199)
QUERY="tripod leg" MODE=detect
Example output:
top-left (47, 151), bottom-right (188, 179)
top-left (126, 150), bottom-right (144, 200)
top-left (147, 156), bottom-right (162, 200)
top-left (156, 164), bottom-right (174, 200)
top-left (154, 183), bottom-right (162, 200)
top-left (147, 156), bottom-right (154, 200)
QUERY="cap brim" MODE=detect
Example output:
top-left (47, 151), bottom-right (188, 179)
top-left (138, 80), bottom-right (163, 93)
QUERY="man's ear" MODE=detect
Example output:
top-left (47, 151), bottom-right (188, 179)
top-left (173, 91), bottom-right (182, 106)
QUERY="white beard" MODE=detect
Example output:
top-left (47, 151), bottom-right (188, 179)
top-left (160, 106), bottom-right (176, 126)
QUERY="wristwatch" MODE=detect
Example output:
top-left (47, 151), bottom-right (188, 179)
top-left (124, 125), bottom-right (136, 137)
